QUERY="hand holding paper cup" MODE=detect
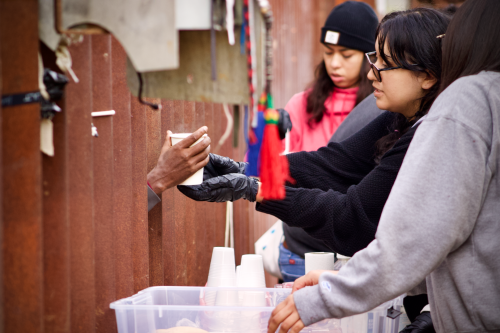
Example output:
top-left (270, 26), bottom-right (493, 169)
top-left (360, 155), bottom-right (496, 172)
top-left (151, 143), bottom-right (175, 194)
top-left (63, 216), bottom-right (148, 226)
top-left (170, 133), bottom-right (208, 185)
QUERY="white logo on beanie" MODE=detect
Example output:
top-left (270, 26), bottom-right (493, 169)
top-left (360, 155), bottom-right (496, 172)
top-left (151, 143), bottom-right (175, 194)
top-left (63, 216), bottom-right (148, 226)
top-left (325, 31), bottom-right (340, 44)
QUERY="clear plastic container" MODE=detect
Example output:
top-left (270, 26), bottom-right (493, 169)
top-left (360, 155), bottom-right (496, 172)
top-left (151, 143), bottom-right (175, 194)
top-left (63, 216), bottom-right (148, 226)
top-left (110, 286), bottom-right (404, 333)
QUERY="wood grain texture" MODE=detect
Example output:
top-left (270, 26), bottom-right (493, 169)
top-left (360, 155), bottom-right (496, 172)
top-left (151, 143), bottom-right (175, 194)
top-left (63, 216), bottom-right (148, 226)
top-left (91, 35), bottom-right (117, 333)
top-left (0, 1), bottom-right (43, 331)
top-left (161, 100), bottom-right (176, 286)
top-left (131, 95), bottom-right (149, 293)
top-left (66, 36), bottom-right (96, 333)
top-left (147, 97), bottom-right (164, 286)
top-left (40, 43), bottom-right (71, 333)
top-left (111, 36), bottom-right (134, 300)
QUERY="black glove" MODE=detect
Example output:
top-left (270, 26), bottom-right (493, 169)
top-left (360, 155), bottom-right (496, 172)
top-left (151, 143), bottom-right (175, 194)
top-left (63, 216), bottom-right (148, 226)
top-left (204, 153), bottom-right (247, 181)
top-left (178, 173), bottom-right (259, 202)
top-left (399, 312), bottom-right (435, 333)
top-left (277, 108), bottom-right (292, 140)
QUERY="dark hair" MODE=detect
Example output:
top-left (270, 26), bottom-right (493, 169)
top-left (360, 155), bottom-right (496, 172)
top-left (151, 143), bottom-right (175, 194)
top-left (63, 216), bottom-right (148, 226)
top-left (306, 55), bottom-right (373, 125)
top-left (440, 0), bottom-right (500, 93)
top-left (374, 8), bottom-right (450, 161)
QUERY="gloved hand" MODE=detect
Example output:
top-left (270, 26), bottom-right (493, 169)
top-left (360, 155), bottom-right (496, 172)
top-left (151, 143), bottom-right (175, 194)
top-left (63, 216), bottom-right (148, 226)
top-left (399, 312), bottom-right (435, 333)
top-left (178, 173), bottom-right (259, 202)
top-left (277, 108), bottom-right (292, 140)
top-left (204, 153), bottom-right (247, 181)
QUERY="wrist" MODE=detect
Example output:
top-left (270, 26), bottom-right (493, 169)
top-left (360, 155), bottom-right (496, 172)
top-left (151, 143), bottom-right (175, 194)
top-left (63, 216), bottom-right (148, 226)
top-left (256, 182), bottom-right (263, 202)
top-left (147, 167), bottom-right (169, 194)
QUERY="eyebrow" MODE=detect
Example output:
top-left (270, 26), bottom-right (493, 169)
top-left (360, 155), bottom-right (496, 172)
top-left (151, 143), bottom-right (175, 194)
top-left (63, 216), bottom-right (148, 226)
top-left (324, 45), bottom-right (353, 52)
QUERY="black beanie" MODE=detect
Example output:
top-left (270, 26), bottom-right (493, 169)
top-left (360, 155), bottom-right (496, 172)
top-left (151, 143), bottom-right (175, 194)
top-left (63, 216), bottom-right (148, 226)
top-left (321, 1), bottom-right (379, 53)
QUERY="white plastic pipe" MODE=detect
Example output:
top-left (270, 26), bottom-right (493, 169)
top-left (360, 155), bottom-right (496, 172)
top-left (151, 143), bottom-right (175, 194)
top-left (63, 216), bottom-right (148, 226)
top-left (91, 110), bottom-right (116, 117)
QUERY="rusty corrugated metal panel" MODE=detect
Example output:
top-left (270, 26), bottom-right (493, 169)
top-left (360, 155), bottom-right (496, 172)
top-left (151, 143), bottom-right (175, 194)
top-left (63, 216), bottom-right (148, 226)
top-left (0, 0), bottom-right (43, 332)
top-left (183, 101), bottom-right (197, 286)
top-left (40, 44), bottom-right (71, 333)
top-left (147, 97), bottom-right (164, 286)
top-left (172, 100), bottom-right (188, 286)
top-left (91, 35), bottom-right (117, 333)
top-left (194, 102), bottom-right (208, 285)
top-left (0, 25), bottom-right (3, 333)
top-left (202, 102), bottom-right (216, 280)
top-left (66, 35), bottom-right (96, 333)
top-left (110, 37), bottom-right (134, 300)
top-left (130, 95), bottom-right (149, 293)
top-left (161, 100), bottom-right (176, 286)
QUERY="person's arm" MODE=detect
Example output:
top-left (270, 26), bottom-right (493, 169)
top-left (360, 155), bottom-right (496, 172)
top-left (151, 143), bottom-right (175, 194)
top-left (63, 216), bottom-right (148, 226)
top-left (147, 127), bottom-right (211, 211)
top-left (289, 80), bottom-right (492, 325)
top-left (257, 126), bottom-right (415, 256)
top-left (286, 111), bottom-right (393, 191)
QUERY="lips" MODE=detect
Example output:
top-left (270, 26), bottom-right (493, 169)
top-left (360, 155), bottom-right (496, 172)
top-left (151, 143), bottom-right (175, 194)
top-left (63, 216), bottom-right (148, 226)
top-left (373, 85), bottom-right (384, 97)
top-left (330, 74), bottom-right (344, 82)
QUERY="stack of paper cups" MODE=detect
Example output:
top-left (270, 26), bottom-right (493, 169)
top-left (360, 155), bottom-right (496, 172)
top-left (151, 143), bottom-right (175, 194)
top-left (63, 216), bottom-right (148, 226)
top-left (170, 133), bottom-right (207, 185)
top-left (205, 247), bottom-right (237, 306)
top-left (305, 252), bottom-right (335, 274)
top-left (239, 255), bottom-right (266, 333)
top-left (239, 255), bottom-right (266, 307)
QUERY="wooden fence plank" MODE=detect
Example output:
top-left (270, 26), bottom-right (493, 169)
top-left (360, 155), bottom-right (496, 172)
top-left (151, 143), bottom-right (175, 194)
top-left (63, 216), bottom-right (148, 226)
top-left (172, 100), bottom-right (187, 286)
top-left (111, 37), bottom-right (134, 300)
top-left (203, 102), bottom-right (215, 282)
top-left (131, 95), bottom-right (149, 293)
top-left (194, 102), bottom-right (208, 285)
top-left (40, 43), bottom-right (71, 333)
top-left (147, 98), bottom-right (163, 286)
top-left (161, 100), bottom-right (176, 286)
top-left (183, 101), bottom-right (196, 286)
top-left (91, 35), bottom-right (117, 333)
top-left (0, 1), bottom-right (42, 331)
top-left (66, 36), bottom-right (96, 333)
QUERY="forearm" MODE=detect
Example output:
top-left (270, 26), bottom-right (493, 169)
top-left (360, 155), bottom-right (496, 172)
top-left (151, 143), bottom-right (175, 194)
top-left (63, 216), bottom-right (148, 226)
top-left (293, 117), bottom-right (488, 325)
top-left (256, 186), bottom-right (377, 256)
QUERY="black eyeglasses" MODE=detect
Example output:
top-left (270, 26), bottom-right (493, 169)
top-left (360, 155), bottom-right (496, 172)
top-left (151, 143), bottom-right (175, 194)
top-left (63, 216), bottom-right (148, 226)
top-left (365, 51), bottom-right (402, 82)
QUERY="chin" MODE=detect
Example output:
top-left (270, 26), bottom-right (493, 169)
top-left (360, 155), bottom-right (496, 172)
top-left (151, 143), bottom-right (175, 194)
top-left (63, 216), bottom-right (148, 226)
top-left (374, 98), bottom-right (387, 110)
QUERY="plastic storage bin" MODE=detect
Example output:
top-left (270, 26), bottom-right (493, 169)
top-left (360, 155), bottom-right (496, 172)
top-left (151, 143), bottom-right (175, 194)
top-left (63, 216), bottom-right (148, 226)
top-left (110, 286), bottom-right (404, 333)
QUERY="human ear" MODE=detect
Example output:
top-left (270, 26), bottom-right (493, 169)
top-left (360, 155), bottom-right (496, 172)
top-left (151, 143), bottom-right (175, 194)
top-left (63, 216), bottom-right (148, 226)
top-left (421, 72), bottom-right (438, 90)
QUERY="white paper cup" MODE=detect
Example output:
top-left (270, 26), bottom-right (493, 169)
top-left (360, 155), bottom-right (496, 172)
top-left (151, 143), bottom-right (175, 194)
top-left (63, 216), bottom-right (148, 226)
top-left (170, 133), bottom-right (207, 185)
top-left (305, 252), bottom-right (335, 273)
top-left (240, 255), bottom-right (266, 288)
top-left (215, 288), bottom-right (239, 306)
top-left (205, 247), bottom-right (236, 306)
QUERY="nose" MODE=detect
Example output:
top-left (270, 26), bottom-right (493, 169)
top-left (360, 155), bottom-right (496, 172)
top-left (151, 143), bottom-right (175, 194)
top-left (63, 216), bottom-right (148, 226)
top-left (329, 53), bottom-right (343, 69)
top-left (367, 64), bottom-right (377, 82)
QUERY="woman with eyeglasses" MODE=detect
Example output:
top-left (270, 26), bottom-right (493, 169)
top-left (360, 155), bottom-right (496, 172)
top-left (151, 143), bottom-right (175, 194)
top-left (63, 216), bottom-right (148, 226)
top-left (180, 6), bottom-right (448, 263)
top-left (268, 0), bottom-right (500, 331)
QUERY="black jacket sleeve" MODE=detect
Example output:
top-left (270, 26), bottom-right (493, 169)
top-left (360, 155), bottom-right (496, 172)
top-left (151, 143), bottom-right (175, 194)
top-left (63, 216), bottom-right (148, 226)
top-left (256, 124), bottom-right (418, 256)
top-left (286, 111), bottom-right (394, 192)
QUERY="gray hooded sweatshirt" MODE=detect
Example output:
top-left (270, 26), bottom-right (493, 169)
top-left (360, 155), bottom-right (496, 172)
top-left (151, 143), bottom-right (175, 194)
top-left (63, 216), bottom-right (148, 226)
top-left (293, 71), bottom-right (500, 333)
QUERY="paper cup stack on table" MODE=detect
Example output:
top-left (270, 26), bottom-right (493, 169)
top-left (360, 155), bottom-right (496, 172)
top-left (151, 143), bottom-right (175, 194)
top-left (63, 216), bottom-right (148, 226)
top-left (238, 255), bottom-right (267, 333)
top-left (305, 252), bottom-right (335, 273)
top-left (205, 247), bottom-right (237, 306)
top-left (203, 247), bottom-right (239, 333)
top-left (170, 133), bottom-right (208, 185)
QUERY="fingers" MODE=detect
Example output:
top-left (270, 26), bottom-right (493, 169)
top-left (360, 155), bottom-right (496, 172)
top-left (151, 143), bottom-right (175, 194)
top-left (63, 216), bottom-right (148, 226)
top-left (187, 135), bottom-right (211, 156)
top-left (176, 126), bottom-right (209, 149)
top-left (291, 276), bottom-right (308, 293)
top-left (278, 312), bottom-right (302, 333)
top-left (190, 145), bottom-right (211, 166)
top-left (165, 130), bottom-right (172, 148)
top-left (195, 152), bottom-right (211, 171)
top-left (268, 299), bottom-right (289, 333)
